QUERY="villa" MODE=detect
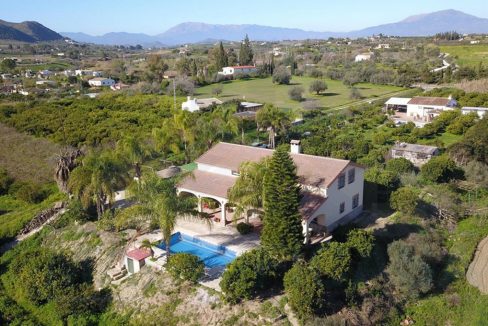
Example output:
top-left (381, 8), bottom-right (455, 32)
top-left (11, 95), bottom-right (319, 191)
top-left (177, 141), bottom-right (364, 243)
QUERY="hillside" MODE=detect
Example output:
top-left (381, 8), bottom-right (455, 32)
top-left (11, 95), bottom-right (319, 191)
top-left (0, 19), bottom-right (63, 42)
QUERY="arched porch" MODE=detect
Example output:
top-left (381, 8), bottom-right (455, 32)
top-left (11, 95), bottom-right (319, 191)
top-left (177, 189), bottom-right (231, 226)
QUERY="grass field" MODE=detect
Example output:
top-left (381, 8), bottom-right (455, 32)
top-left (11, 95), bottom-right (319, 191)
top-left (0, 123), bottom-right (61, 184)
top-left (195, 77), bottom-right (405, 110)
top-left (440, 44), bottom-right (488, 67)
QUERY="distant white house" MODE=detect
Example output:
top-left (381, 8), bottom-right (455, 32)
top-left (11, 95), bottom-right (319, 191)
top-left (37, 70), bottom-right (53, 79)
top-left (461, 106), bottom-right (488, 118)
top-left (181, 96), bottom-right (223, 112)
top-left (355, 53), bottom-right (373, 62)
top-left (88, 77), bottom-right (115, 87)
top-left (386, 96), bottom-right (457, 126)
top-left (406, 96), bottom-right (457, 120)
top-left (35, 80), bottom-right (56, 86)
top-left (76, 69), bottom-right (102, 77)
top-left (375, 44), bottom-right (390, 49)
top-left (219, 65), bottom-right (258, 76)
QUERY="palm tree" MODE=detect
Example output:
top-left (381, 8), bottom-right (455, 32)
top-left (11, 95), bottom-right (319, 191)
top-left (256, 104), bottom-right (294, 149)
top-left (54, 148), bottom-right (83, 193)
top-left (116, 135), bottom-right (151, 179)
top-left (68, 150), bottom-right (128, 219)
top-left (152, 118), bottom-right (183, 159)
top-left (212, 105), bottom-right (239, 140)
top-left (228, 158), bottom-right (269, 222)
top-left (127, 172), bottom-right (201, 259)
top-left (139, 239), bottom-right (156, 258)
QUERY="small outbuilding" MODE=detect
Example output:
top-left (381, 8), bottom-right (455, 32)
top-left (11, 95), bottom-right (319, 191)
top-left (125, 248), bottom-right (152, 274)
top-left (391, 142), bottom-right (439, 166)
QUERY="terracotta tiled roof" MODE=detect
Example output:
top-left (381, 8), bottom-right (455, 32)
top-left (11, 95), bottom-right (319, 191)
top-left (407, 97), bottom-right (450, 106)
top-left (231, 66), bottom-right (256, 69)
top-left (126, 248), bottom-right (151, 261)
top-left (299, 191), bottom-right (327, 218)
top-left (178, 169), bottom-right (237, 199)
top-left (196, 142), bottom-right (353, 188)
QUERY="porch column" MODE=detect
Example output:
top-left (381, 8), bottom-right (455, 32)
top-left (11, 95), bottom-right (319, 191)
top-left (303, 219), bottom-right (310, 244)
top-left (220, 200), bottom-right (227, 226)
top-left (197, 196), bottom-right (202, 212)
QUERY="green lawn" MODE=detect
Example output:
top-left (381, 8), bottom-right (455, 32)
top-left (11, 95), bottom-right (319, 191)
top-left (440, 44), bottom-right (488, 67)
top-left (195, 77), bottom-right (405, 110)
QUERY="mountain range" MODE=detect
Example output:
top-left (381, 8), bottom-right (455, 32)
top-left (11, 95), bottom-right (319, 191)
top-left (0, 19), bottom-right (63, 42)
top-left (2, 9), bottom-right (488, 46)
top-left (60, 10), bottom-right (488, 46)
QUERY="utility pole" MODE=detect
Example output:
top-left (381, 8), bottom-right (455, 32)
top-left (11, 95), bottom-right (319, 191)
top-left (172, 76), bottom-right (176, 110)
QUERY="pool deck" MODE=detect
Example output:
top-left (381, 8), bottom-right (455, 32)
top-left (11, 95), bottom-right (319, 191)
top-left (173, 219), bottom-right (260, 256)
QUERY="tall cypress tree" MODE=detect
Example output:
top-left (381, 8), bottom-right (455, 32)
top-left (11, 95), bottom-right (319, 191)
top-left (214, 41), bottom-right (228, 70)
top-left (261, 145), bottom-right (303, 261)
top-left (239, 34), bottom-right (254, 65)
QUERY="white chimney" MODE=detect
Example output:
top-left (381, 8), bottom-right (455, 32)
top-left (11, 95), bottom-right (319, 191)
top-left (290, 140), bottom-right (301, 154)
top-left (187, 96), bottom-right (191, 101)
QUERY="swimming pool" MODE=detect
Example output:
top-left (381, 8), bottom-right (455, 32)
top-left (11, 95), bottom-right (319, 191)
top-left (158, 232), bottom-right (236, 268)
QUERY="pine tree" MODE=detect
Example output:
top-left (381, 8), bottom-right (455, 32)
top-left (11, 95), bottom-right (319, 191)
top-left (261, 145), bottom-right (303, 261)
top-left (239, 34), bottom-right (254, 65)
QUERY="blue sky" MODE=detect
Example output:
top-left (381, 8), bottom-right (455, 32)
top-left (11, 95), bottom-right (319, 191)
top-left (2, 0), bottom-right (487, 35)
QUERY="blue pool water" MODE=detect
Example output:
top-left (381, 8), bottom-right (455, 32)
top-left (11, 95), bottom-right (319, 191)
top-left (158, 232), bottom-right (236, 268)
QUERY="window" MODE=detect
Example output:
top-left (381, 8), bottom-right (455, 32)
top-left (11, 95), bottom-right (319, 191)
top-left (338, 173), bottom-right (346, 189)
top-left (348, 168), bottom-right (355, 184)
top-left (339, 202), bottom-right (345, 214)
top-left (352, 194), bottom-right (359, 209)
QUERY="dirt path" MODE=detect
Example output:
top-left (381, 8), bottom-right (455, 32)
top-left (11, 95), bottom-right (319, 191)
top-left (466, 236), bottom-right (488, 294)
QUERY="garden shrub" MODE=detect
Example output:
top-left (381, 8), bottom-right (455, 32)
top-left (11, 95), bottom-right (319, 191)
top-left (284, 261), bottom-right (325, 320)
top-left (272, 66), bottom-right (291, 85)
top-left (166, 253), bottom-right (204, 283)
top-left (386, 240), bottom-right (433, 299)
top-left (346, 229), bottom-right (374, 258)
top-left (288, 86), bottom-right (304, 101)
top-left (385, 158), bottom-right (415, 175)
top-left (8, 181), bottom-right (47, 203)
top-left (390, 187), bottom-right (419, 215)
top-left (0, 168), bottom-right (13, 195)
top-left (236, 222), bottom-right (253, 235)
top-left (420, 155), bottom-right (463, 183)
top-left (220, 248), bottom-right (279, 303)
top-left (310, 241), bottom-right (351, 281)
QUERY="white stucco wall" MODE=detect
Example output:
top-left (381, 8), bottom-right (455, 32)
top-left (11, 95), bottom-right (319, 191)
top-left (406, 104), bottom-right (453, 117)
top-left (125, 256), bottom-right (142, 274)
top-left (182, 99), bottom-right (200, 112)
top-left (309, 165), bottom-right (364, 230)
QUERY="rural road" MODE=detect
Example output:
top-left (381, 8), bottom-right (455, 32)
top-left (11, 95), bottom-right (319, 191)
top-left (467, 236), bottom-right (488, 294)
top-left (328, 89), bottom-right (412, 112)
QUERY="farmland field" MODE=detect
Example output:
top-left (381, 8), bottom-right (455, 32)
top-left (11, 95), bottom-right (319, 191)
top-left (195, 76), bottom-right (405, 110)
top-left (440, 44), bottom-right (488, 67)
